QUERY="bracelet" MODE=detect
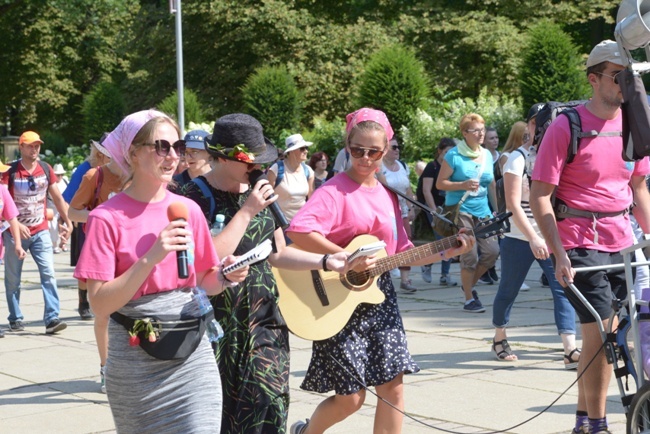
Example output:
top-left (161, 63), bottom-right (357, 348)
top-left (322, 254), bottom-right (331, 272)
top-left (220, 267), bottom-right (233, 283)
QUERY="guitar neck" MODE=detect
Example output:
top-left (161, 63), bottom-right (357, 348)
top-left (370, 234), bottom-right (466, 277)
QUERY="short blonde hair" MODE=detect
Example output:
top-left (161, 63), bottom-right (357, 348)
top-left (459, 113), bottom-right (485, 132)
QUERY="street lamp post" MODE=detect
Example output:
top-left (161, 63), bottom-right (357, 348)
top-left (170, 0), bottom-right (185, 136)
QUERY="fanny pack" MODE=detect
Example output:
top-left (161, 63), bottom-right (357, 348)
top-left (110, 310), bottom-right (212, 360)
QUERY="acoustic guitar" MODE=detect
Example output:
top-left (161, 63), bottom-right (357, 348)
top-left (273, 213), bottom-right (510, 341)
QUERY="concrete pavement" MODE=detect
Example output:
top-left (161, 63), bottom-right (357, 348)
top-left (0, 251), bottom-right (631, 433)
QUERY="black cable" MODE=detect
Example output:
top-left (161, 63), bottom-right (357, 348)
top-left (328, 333), bottom-right (613, 433)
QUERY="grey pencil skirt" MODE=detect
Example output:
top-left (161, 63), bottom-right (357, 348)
top-left (106, 289), bottom-right (222, 434)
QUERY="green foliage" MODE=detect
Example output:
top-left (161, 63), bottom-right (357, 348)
top-left (401, 88), bottom-right (521, 162)
top-left (242, 65), bottom-right (303, 145)
top-left (81, 81), bottom-right (126, 143)
top-left (40, 131), bottom-right (69, 158)
top-left (303, 117), bottom-right (346, 161)
top-left (41, 144), bottom-right (89, 177)
top-left (157, 89), bottom-right (207, 129)
top-left (519, 21), bottom-right (591, 114)
top-left (356, 44), bottom-right (430, 135)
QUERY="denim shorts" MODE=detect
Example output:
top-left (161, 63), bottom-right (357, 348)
top-left (560, 248), bottom-right (627, 324)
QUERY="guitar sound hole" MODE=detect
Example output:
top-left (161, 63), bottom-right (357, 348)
top-left (347, 271), bottom-right (369, 286)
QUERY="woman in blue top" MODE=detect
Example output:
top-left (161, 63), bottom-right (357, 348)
top-left (436, 113), bottom-right (499, 313)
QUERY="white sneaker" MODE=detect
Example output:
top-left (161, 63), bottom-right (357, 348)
top-left (290, 419), bottom-right (309, 434)
top-left (100, 365), bottom-right (106, 394)
top-left (520, 283), bottom-right (530, 291)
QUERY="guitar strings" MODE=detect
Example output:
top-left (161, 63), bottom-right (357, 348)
top-left (327, 336), bottom-right (608, 433)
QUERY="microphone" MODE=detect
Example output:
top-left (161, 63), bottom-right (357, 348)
top-left (167, 202), bottom-right (190, 279)
top-left (248, 169), bottom-right (289, 229)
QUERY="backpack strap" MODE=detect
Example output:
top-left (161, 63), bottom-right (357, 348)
top-left (514, 148), bottom-right (527, 175)
top-left (561, 108), bottom-right (622, 164)
top-left (88, 166), bottom-right (104, 211)
top-left (191, 176), bottom-right (216, 221)
top-left (301, 162), bottom-right (310, 179)
top-left (39, 161), bottom-right (51, 185)
top-left (7, 161), bottom-right (20, 193)
top-left (275, 160), bottom-right (285, 187)
top-left (398, 160), bottom-right (407, 171)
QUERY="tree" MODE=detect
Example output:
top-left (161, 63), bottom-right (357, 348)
top-left (157, 89), bottom-right (207, 130)
top-left (242, 65), bottom-right (303, 144)
top-left (81, 81), bottom-right (126, 143)
top-left (355, 44), bottom-right (430, 136)
top-left (519, 21), bottom-right (591, 114)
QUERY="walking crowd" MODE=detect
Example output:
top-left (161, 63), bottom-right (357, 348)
top-left (0, 39), bottom-right (645, 434)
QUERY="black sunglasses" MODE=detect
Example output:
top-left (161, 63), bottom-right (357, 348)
top-left (27, 175), bottom-right (36, 191)
top-left (391, 145), bottom-right (400, 151)
top-left (147, 140), bottom-right (186, 158)
top-left (348, 146), bottom-right (385, 161)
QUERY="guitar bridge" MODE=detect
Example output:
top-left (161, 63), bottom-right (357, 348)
top-left (310, 270), bottom-right (330, 306)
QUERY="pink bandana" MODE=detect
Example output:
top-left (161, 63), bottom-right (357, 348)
top-left (102, 109), bottom-right (168, 174)
top-left (345, 108), bottom-right (394, 141)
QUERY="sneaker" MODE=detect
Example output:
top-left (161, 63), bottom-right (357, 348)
top-left (520, 283), bottom-right (530, 291)
top-left (488, 267), bottom-right (499, 282)
top-left (100, 365), bottom-right (106, 394)
top-left (45, 318), bottom-right (67, 335)
top-left (290, 419), bottom-right (309, 434)
top-left (421, 265), bottom-right (432, 283)
top-left (400, 279), bottom-right (417, 293)
top-left (540, 274), bottom-right (549, 287)
top-left (571, 426), bottom-right (589, 434)
top-left (9, 320), bottom-right (25, 332)
top-left (479, 273), bottom-right (494, 285)
top-left (53, 247), bottom-right (62, 254)
top-left (463, 299), bottom-right (486, 313)
top-left (440, 274), bottom-right (458, 286)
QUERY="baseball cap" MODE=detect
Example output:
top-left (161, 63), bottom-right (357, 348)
top-left (586, 40), bottom-right (626, 68)
top-left (184, 129), bottom-right (209, 150)
top-left (527, 103), bottom-right (545, 122)
top-left (19, 131), bottom-right (43, 146)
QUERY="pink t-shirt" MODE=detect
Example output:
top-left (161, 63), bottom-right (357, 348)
top-left (287, 173), bottom-right (413, 255)
top-left (532, 104), bottom-right (650, 252)
top-left (73, 191), bottom-right (220, 300)
top-left (0, 185), bottom-right (19, 222)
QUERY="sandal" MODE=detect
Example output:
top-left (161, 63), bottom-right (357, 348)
top-left (492, 339), bottom-right (517, 362)
top-left (564, 348), bottom-right (581, 370)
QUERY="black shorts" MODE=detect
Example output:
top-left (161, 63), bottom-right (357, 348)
top-left (560, 248), bottom-right (628, 324)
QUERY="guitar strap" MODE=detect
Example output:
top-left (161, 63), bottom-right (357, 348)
top-left (379, 181), bottom-right (457, 228)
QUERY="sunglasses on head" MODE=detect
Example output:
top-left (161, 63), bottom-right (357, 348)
top-left (27, 175), bottom-right (36, 191)
top-left (147, 140), bottom-right (186, 158)
top-left (348, 146), bottom-right (385, 161)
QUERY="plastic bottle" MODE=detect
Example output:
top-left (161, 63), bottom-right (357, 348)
top-left (210, 214), bottom-right (225, 237)
top-left (192, 287), bottom-right (224, 342)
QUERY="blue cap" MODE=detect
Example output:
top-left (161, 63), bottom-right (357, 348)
top-left (184, 129), bottom-right (209, 150)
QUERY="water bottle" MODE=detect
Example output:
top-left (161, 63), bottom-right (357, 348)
top-left (210, 214), bottom-right (225, 237)
top-left (192, 287), bottom-right (224, 342)
top-left (525, 145), bottom-right (537, 175)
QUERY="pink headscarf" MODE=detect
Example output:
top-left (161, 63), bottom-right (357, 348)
top-left (102, 109), bottom-right (168, 174)
top-left (345, 108), bottom-right (394, 141)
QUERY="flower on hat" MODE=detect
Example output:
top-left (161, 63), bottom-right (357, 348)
top-left (207, 143), bottom-right (255, 163)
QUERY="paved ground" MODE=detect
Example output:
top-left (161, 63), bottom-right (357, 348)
top-left (0, 251), bottom-right (633, 433)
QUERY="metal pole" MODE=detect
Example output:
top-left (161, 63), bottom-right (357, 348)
top-left (173, 0), bottom-right (185, 136)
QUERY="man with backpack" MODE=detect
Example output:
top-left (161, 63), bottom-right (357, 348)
top-left (530, 40), bottom-right (650, 434)
top-left (1, 131), bottom-right (72, 335)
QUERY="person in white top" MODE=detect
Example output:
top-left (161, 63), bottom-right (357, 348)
top-left (267, 134), bottom-right (315, 223)
top-left (491, 109), bottom-right (578, 366)
top-left (49, 163), bottom-right (69, 253)
top-left (378, 138), bottom-right (417, 292)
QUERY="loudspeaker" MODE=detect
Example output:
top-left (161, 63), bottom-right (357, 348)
top-left (616, 0), bottom-right (650, 50)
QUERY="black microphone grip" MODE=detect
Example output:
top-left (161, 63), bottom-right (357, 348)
top-left (249, 169), bottom-right (290, 229)
top-left (177, 249), bottom-right (189, 279)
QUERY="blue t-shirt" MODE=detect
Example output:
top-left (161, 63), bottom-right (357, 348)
top-left (63, 160), bottom-right (91, 203)
top-left (443, 147), bottom-right (494, 218)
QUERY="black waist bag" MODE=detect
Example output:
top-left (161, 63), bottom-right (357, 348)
top-left (110, 310), bottom-right (212, 360)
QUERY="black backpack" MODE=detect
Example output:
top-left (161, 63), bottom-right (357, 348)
top-left (532, 100), bottom-right (622, 166)
top-left (7, 160), bottom-right (52, 192)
